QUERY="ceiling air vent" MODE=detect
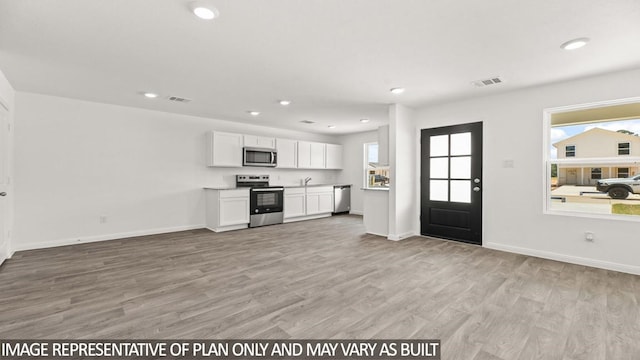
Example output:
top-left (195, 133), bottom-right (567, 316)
top-left (300, 120), bottom-right (315, 124)
top-left (471, 76), bottom-right (504, 88)
top-left (167, 96), bottom-right (192, 103)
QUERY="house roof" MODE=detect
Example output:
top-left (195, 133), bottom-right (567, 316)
top-left (552, 127), bottom-right (640, 148)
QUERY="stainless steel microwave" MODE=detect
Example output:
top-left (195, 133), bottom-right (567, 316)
top-left (243, 147), bottom-right (277, 167)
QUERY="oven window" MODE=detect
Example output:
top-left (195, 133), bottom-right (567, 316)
top-left (257, 193), bottom-right (277, 206)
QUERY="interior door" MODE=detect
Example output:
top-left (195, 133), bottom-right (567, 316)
top-left (0, 103), bottom-right (9, 256)
top-left (421, 122), bottom-right (482, 245)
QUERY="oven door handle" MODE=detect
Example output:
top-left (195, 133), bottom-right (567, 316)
top-left (251, 188), bottom-right (284, 192)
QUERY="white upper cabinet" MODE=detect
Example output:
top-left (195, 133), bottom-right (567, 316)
top-left (298, 141), bottom-right (326, 169)
top-left (297, 141), bottom-right (312, 168)
top-left (310, 142), bottom-right (326, 168)
top-left (207, 131), bottom-right (243, 167)
top-left (276, 138), bottom-right (298, 168)
top-left (325, 144), bottom-right (343, 169)
top-left (244, 135), bottom-right (276, 149)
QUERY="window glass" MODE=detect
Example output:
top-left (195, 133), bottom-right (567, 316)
top-left (547, 108), bottom-right (640, 218)
top-left (618, 167), bottom-right (629, 178)
top-left (364, 142), bottom-right (389, 189)
top-left (565, 145), bottom-right (576, 157)
top-left (618, 142), bottom-right (630, 155)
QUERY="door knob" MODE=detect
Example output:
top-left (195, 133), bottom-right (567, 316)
top-left (0, 192), bottom-right (6, 196)
top-left (473, 187), bottom-right (481, 192)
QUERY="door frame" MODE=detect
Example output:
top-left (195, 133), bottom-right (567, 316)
top-left (0, 96), bottom-right (12, 265)
top-left (420, 121), bottom-right (483, 245)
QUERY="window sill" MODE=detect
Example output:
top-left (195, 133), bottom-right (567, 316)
top-left (543, 208), bottom-right (640, 222)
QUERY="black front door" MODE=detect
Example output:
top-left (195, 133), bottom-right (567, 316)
top-left (421, 122), bottom-right (483, 245)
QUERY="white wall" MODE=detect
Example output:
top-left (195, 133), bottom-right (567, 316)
top-left (0, 69), bottom-right (15, 264)
top-left (388, 104), bottom-right (417, 240)
top-left (415, 67), bottom-right (640, 275)
top-left (337, 130), bottom-right (377, 214)
top-left (13, 92), bottom-right (340, 250)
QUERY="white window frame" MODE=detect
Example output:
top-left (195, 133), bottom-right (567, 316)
top-left (565, 145), bottom-right (576, 157)
top-left (618, 142), bottom-right (630, 156)
top-left (543, 96), bottom-right (640, 222)
top-left (618, 167), bottom-right (629, 178)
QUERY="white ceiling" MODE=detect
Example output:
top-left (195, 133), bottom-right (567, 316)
top-left (1, 0), bottom-right (640, 134)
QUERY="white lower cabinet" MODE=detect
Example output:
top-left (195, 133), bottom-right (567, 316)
top-left (205, 188), bottom-right (250, 232)
top-left (284, 188), bottom-right (306, 218)
top-left (306, 186), bottom-right (334, 215)
top-left (285, 186), bottom-right (334, 221)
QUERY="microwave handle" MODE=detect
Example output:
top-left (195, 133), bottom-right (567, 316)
top-left (271, 151), bottom-right (275, 165)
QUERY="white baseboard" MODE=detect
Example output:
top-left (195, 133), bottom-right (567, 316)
top-left (485, 242), bottom-right (640, 276)
top-left (13, 224), bottom-right (205, 252)
top-left (283, 213), bottom-right (331, 223)
top-left (387, 231), bottom-right (415, 241)
top-left (349, 210), bottom-right (363, 216)
top-left (206, 224), bottom-right (247, 233)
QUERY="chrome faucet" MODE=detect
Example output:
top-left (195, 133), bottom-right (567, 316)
top-left (304, 177), bottom-right (312, 186)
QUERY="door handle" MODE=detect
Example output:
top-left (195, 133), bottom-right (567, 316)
top-left (473, 187), bottom-right (481, 192)
top-left (0, 192), bottom-right (6, 196)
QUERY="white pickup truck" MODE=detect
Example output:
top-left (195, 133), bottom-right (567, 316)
top-left (596, 175), bottom-right (640, 199)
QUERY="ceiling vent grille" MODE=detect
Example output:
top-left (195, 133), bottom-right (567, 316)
top-left (167, 96), bottom-right (192, 103)
top-left (472, 76), bottom-right (504, 87)
top-left (300, 120), bottom-right (315, 124)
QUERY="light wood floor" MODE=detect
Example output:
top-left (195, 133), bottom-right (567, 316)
top-left (1, 215), bottom-right (639, 359)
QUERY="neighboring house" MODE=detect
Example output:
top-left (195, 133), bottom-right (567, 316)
top-left (553, 127), bottom-right (640, 185)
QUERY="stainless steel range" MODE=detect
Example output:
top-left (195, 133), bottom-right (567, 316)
top-left (236, 175), bottom-right (284, 228)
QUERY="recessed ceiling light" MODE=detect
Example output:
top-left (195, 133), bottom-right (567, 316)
top-left (328, 125), bottom-right (336, 129)
top-left (279, 100), bottom-right (291, 106)
top-left (189, 2), bottom-right (219, 20)
top-left (360, 118), bottom-right (370, 123)
top-left (143, 92), bottom-right (158, 98)
top-left (248, 111), bottom-right (260, 116)
top-left (390, 87), bottom-right (405, 94)
top-left (560, 37), bottom-right (590, 50)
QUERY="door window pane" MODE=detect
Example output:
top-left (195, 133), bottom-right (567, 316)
top-left (450, 132), bottom-right (471, 156)
top-left (430, 158), bottom-right (448, 178)
top-left (430, 135), bottom-right (449, 157)
top-left (450, 180), bottom-right (471, 203)
top-left (450, 156), bottom-right (471, 179)
top-left (430, 180), bottom-right (448, 201)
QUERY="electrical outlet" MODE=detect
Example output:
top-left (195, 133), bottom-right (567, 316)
top-left (585, 231), bottom-right (595, 242)
top-left (99, 216), bottom-right (107, 224)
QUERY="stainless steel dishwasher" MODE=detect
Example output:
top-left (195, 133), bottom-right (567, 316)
top-left (333, 185), bottom-right (351, 214)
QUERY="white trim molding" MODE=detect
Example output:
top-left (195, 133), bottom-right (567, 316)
top-left (13, 225), bottom-right (205, 252)
top-left (387, 231), bottom-right (415, 241)
top-left (485, 242), bottom-right (640, 276)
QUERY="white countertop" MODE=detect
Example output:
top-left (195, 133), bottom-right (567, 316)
top-left (204, 183), bottom-right (352, 190)
top-left (361, 187), bottom-right (390, 191)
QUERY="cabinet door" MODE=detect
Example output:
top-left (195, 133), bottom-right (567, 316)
top-left (244, 135), bottom-right (276, 149)
top-left (310, 142), bottom-right (326, 168)
top-left (219, 197), bottom-right (250, 226)
top-left (317, 192), bottom-right (334, 213)
top-left (305, 193), bottom-right (320, 215)
top-left (276, 138), bottom-right (298, 168)
top-left (325, 144), bottom-right (343, 169)
top-left (284, 193), bottom-right (306, 218)
top-left (208, 131), bottom-right (243, 167)
top-left (297, 141), bottom-right (312, 168)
